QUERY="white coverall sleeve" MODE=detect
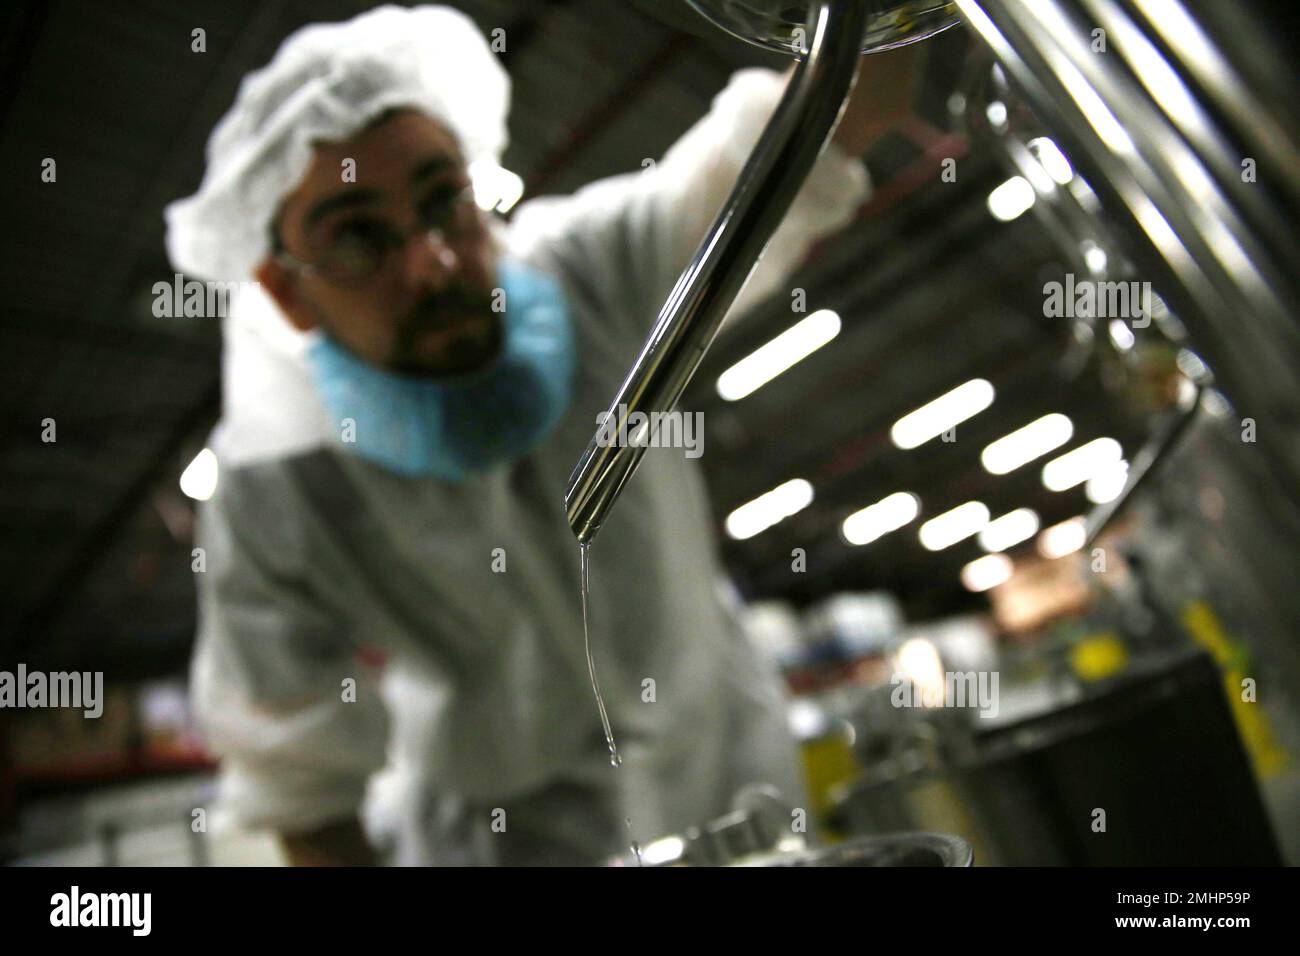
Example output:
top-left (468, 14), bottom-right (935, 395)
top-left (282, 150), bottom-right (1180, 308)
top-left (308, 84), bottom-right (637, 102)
top-left (510, 67), bottom-right (871, 335)
top-left (189, 475), bottom-right (389, 835)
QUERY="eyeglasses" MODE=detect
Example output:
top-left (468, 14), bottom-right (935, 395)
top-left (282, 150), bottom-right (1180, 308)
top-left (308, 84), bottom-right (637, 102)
top-left (276, 184), bottom-right (481, 283)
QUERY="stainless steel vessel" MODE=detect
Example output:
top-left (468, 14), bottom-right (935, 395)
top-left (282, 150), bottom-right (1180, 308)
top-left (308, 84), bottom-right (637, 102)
top-left (742, 832), bottom-right (973, 866)
top-left (686, 0), bottom-right (960, 57)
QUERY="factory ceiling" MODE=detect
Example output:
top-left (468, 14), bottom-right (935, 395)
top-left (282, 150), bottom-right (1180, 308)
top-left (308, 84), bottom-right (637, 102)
top-left (1, 0), bottom-right (1163, 672)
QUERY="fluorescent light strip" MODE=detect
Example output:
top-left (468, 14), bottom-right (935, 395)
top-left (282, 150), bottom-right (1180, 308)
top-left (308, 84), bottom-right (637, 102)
top-left (987, 176), bottom-right (1036, 221)
top-left (716, 310), bottom-right (842, 402)
top-left (725, 478), bottom-right (814, 541)
top-left (891, 379), bottom-right (995, 450)
top-left (842, 492), bottom-right (920, 546)
top-left (919, 501), bottom-right (990, 551)
top-left (1042, 437), bottom-right (1123, 491)
top-left (1038, 516), bottom-right (1087, 559)
top-left (981, 413), bottom-right (1073, 475)
top-left (978, 508), bottom-right (1040, 553)
top-left (1086, 460), bottom-right (1130, 504)
top-left (962, 553), bottom-right (1013, 592)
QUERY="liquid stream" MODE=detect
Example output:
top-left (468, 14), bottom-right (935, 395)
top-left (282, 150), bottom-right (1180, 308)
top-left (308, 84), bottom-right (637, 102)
top-left (580, 543), bottom-right (644, 866)
top-left (579, 542), bottom-right (621, 768)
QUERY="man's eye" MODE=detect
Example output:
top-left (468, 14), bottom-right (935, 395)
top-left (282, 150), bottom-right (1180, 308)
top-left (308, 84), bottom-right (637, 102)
top-left (418, 187), bottom-right (463, 224)
top-left (330, 218), bottom-right (391, 248)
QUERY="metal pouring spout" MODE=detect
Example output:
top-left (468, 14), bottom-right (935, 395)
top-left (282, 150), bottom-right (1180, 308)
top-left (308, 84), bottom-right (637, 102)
top-left (563, 0), bottom-right (873, 546)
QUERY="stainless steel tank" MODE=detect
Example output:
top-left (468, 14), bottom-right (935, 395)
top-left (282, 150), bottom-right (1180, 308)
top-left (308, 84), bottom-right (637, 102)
top-left (686, 0), bottom-right (960, 56)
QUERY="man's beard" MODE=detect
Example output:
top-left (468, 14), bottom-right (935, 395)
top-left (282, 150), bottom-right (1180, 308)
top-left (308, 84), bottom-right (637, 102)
top-left (388, 283), bottom-right (504, 378)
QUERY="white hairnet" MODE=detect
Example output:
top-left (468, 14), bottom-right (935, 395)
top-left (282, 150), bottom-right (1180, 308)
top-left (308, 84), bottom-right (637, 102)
top-left (164, 4), bottom-right (510, 282)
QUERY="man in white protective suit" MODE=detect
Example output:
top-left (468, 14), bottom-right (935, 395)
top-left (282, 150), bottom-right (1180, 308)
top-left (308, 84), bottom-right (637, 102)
top-left (165, 4), bottom-right (918, 865)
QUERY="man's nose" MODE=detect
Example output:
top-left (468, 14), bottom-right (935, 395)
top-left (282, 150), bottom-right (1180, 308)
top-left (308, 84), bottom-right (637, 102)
top-left (400, 229), bottom-right (460, 289)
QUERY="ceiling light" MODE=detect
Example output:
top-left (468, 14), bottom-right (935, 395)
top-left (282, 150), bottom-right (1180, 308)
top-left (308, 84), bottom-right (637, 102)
top-left (716, 310), bottom-right (842, 402)
top-left (978, 508), bottom-right (1040, 553)
top-left (980, 413), bottom-right (1073, 474)
top-left (1086, 460), bottom-right (1130, 504)
top-left (891, 379), bottom-right (995, 450)
top-left (919, 501), bottom-right (990, 551)
top-left (842, 492), bottom-right (920, 546)
top-left (1042, 437), bottom-right (1123, 492)
top-left (725, 478), bottom-right (814, 540)
top-left (962, 553), bottom-right (1013, 592)
top-left (1038, 515), bottom-right (1087, 559)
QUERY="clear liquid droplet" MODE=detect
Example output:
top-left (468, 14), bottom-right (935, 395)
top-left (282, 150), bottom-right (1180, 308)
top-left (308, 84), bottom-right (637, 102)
top-left (627, 818), bottom-right (643, 867)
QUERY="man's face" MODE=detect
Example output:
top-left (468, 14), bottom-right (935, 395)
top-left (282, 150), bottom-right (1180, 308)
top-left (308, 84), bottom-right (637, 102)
top-left (261, 111), bottom-right (501, 377)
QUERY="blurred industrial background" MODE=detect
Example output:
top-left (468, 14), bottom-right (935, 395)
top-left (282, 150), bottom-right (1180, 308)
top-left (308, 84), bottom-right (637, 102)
top-left (0, 0), bottom-right (1297, 866)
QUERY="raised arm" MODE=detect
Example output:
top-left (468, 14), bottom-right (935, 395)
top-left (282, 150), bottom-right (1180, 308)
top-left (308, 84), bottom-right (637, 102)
top-left (509, 60), bottom-right (885, 339)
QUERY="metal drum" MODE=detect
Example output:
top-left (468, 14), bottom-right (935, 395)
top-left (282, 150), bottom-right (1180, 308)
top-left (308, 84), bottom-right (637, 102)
top-left (622, 791), bottom-right (974, 866)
